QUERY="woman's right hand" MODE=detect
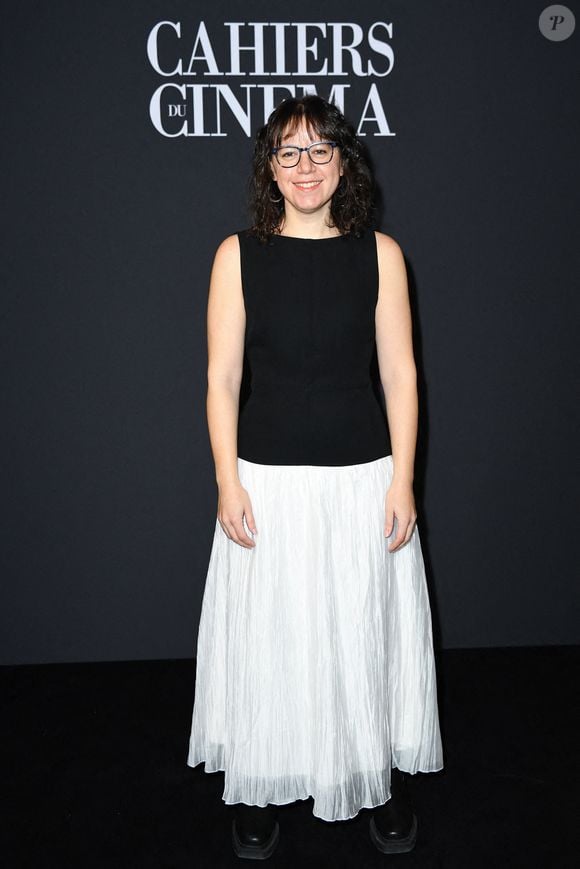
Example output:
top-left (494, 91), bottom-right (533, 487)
top-left (217, 482), bottom-right (258, 548)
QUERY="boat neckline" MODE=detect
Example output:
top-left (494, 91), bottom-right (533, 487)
top-left (271, 233), bottom-right (347, 241)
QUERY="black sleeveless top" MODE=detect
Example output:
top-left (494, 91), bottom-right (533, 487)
top-left (236, 228), bottom-right (391, 466)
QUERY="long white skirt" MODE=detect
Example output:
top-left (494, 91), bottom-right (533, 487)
top-left (187, 455), bottom-right (444, 822)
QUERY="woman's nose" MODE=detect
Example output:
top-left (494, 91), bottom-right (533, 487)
top-left (296, 150), bottom-right (314, 173)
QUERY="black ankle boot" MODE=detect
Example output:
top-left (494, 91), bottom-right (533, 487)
top-left (369, 768), bottom-right (418, 853)
top-left (232, 802), bottom-right (280, 860)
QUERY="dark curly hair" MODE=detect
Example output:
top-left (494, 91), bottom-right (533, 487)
top-left (248, 95), bottom-right (376, 243)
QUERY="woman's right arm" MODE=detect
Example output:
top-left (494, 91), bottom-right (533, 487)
top-left (206, 234), bottom-right (257, 548)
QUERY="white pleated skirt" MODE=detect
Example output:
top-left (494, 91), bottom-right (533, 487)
top-left (187, 454), bottom-right (444, 822)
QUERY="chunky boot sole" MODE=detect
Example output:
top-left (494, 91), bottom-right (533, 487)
top-left (232, 818), bottom-right (280, 860)
top-left (369, 812), bottom-right (418, 854)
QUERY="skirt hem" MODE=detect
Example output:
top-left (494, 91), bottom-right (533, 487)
top-left (186, 756), bottom-right (445, 823)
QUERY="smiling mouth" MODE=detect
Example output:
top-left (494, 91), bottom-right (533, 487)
top-left (293, 180), bottom-right (322, 189)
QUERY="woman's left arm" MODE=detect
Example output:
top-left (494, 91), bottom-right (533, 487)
top-left (374, 230), bottom-right (418, 552)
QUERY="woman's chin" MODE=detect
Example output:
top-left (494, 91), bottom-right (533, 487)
top-left (285, 194), bottom-right (334, 214)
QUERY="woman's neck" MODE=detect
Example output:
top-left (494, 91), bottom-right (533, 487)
top-left (277, 207), bottom-right (340, 239)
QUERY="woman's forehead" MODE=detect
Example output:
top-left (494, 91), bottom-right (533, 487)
top-left (279, 119), bottom-right (323, 144)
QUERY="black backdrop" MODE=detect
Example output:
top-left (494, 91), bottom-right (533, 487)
top-left (2, 1), bottom-right (578, 664)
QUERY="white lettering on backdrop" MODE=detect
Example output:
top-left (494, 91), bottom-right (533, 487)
top-left (147, 20), bottom-right (396, 137)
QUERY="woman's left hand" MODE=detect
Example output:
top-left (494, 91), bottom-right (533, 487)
top-left (384, 481), bottom-right (417, 552)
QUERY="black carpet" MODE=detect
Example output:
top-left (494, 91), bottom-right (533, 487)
top-left (3, 646), bottom-right (578, 868)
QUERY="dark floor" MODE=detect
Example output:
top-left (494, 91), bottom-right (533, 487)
top-left (3, 646), bottom-right (579, 869)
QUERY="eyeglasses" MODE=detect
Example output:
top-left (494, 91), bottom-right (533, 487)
top-left (271, 141), bottom-right (338, 168)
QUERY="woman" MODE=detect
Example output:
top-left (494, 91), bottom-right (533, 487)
top-left (187, 95), bottom-right (444, 859)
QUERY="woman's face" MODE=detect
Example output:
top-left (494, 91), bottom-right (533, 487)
top-left (269, 119), bottom-right (343, 217)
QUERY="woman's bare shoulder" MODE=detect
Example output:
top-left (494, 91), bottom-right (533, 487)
top-left (214, 232), bottom-right (241, 261)
top-left (209, 234), bottom-right (242, 284)
top-left (373, 230), bottom-right (404, 259)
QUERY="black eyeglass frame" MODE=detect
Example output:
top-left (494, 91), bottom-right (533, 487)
top-left (270, 141), bottom-right (339, 167)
